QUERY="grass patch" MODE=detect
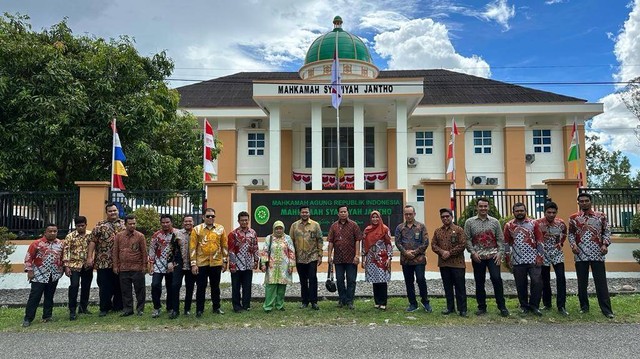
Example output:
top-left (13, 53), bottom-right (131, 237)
top-left (1, 294), bottom-right (639, 332)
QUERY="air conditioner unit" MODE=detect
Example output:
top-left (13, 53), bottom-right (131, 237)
top-left (250, 120), bottom-right (262, 129)
top-left (250, 178), bottom-right (265, 186)
top-left (487, 177), bottom-right (499, 186)
top-left (525, 153), bottom-right (536, 164)
top-left (407, 157), bottom-right (418, 167)
top-left (472, 176), bottom-right (486, 185)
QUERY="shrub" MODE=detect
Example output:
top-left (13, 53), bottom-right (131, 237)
top-left (0, 227), bottom-right (17, 274)
top-left (633, 249), bottom-right (640, 265)
top-left (456, 198), bottom-right (502, 229)
top-left (631, 213), bottom-right (640, 234)
top-left (131, 207), bottom-right (160, 241)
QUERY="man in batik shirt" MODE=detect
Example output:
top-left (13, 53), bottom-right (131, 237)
top-left (169, 215), bottom-right (196, 318)
top-left (63, 215), bottom-right (93, 320)
top-left (23, 224), bottom-right (64, 327)
top-left (327, 205), bottom-right (362, 310)
top-left (149, 214), bottom-right (178, 318)
top-left (569, 193), bottom-right (614, 318)
top-left (534, 201), bottom-right (569, 316)
top-left (87, 203), bottom-right (125, 317)
top-left (464, 197), bottom-right (509, 317)
top-left (504, 203), bottom-right (545, 316)
top-left (289, 205), bottom-right (323, 310)
top-left (227, 211), bottom-right (259, 312)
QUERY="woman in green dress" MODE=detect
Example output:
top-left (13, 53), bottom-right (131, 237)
top-left (260, 220), bottom-right (296, 311)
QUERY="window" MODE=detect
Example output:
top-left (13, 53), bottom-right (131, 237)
top-left (473, 130), bottom-right (492, 154)
top-left (474, 190), bottom-right (493, 197)
top-left (417, 188), bottom-right (424, 202)
top-left (247, 132), bottom-right (265, 156)
top-left (305, 127), bottom-right (375, 168)
top-left (365, 181), bottom-right (376, 190)
top-left (533, 129), bottom-right (551, 153)
top-left (415, 131), bottom-right (433, 155)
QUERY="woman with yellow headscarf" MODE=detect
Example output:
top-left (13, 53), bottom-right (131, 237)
top-left (260, 220), bottom-right (296, 311)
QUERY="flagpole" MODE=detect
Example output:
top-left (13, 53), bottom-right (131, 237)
top-left (450, 118), bottom-right (456, 211)
top-left (203, 118), bottom-right (208, 196)
top-left (111, 117), bottom-right (116, 191)
top-left (335, 29), bottom-right (341, 190)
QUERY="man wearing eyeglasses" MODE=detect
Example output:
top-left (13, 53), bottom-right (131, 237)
top-left (190, 208), bottom-right (228, 317)
top-left (431, 208), bottom-right (467, 317)
top-left (395, 205), bottom-right (432, 313)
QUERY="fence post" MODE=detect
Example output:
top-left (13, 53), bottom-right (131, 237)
top-left (74, 181), bottom-right (111, 231)
top-left (205, 181), bottom-right (237, 233)
top-left (543, 178), bottom-right (580, 271)
top-left (420, 179), bottom-right (454, 272)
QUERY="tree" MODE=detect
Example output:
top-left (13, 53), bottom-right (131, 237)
top-left (585, 134), bottom-right (639, 188)
top-left (618, 76), bottom-right (640, 142)
top-left (0, 14), bottom-right (218, 191)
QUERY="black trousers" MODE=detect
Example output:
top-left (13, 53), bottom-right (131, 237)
top-left (296, 261), bottom-right (318, 305)
top-left (512, 264), bottom-right (542, 310)
top-left (372, 282), bottom-right (388, 306)
top-left (96, 268), bottom-right (122, 312)
top-left (440, 266), bottom-right (467, 313)
top-left (196, 265), bottom-right (222, 313)
top-left (230, 269), bottom-right (253, 310)
top-left (151, 272), bottom-right (173, 310)
top-left (68, 267), bottom-right (93, 312)
top-left (575, 260), bottom-right (613, 315)
top-left (171, 267), bottom-right (196, 313)
top-left (119, 271), bottom-right (146, 313)
top-left (541, 262), bottom-right (567, 309)
top-left (401, 264), bottom-right (430, 306)
top-left (472, 258), bottom-right (506, 311)
top-left (24, 280), bottom-right (58, 322)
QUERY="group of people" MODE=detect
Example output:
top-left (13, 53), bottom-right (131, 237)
top-left (21, 192), bottom-right (614, 327)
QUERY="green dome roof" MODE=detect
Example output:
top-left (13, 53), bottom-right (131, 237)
top-left (304, 16), bottom-right (373, 65)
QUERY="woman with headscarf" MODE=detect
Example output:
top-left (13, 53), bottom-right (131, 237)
top-left (361, 210), bottom-right (393, 310)
top-left (260, 220), bottom-right (296, 312)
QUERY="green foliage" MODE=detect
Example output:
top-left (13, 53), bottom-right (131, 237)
top-left (131, 207), bottom-right (160, 240)
top-left (585, 133), bottom-right (640, 188)
top-left (499, 215), bottom-right (514, 229)
top-left (633, 249), bottom-right (640, 265)
top-left (631, 213), bottom-right (640, 234)
top-left (0, 14), bottom-right (217, 191)
top-left (456, 198), bottom-right (502, 228)
top-left (0, 227), bottom-right (17, 274)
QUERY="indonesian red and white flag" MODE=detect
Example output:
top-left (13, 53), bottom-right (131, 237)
top-left (446, 118), bottom-right (460, 175)
top-left (203, 120), bottom-right (216, 181)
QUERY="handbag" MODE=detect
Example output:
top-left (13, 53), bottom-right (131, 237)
top-left (325, 263), bottom-right (337, 292)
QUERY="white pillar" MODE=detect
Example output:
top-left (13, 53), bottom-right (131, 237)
top-left (353, 103), bottom-right (365, 190)
top-left (396, 101), bottom-right (408, 190)
top-left (311, 103), bottom-right (323, 190)
top-left (269, 105), bottom-right (281, 190)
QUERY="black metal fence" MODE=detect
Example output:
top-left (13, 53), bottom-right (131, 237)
top-left (453, 188), bottom-right (549, 222)
top-left (0, 190), bottom-right (79, 239)
top-left (579, 188), bottom-right (640, 234)
top-left (109, 189), bottom-right (206, 224)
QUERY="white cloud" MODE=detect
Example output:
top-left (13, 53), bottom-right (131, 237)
top-left (372, 18), bottom-right (491, 77)
top-left (544, 0), bottom-right (566, 5)
top-left (481, 0), bottom-right (516, 31)
top-left (613, 0), bottom-right (640, 84)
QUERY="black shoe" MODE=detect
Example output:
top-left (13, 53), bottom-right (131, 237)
top-left (99, 311), bottom-right (108, 317)
top-left (579, 308), bottom-right (589, 314)
top-left (519, 308), bottom-right (530, 315)
top-left (441, 309), bottom-right (454, 315)
top-left (69, 313), bottom-right (77, 321)
top-left (120, 311), bottom-right (134, 317)
top-left (136, 310), bottom-right (144, 316)
top-left (233, 307), bottom-right (243, 313)
top-left (475, 309), bottom-right (487, 316)
top-left (169, 311), bottom-right (179, 319)
top-left (541, 305), bottom-right (551, 311)
top-left (423, 302), bottom-right (433, 313)
top-left (299, 303), bottom-right (309, 309)
top-left (278, 307), bottom-right (286, 311)
top-left (184, 310), bottom-right (191, 316)
top-left (311, 303), bottom-right (320, 310)
top-left (213, 308), bottom-right (225, 315)
top-left (337, 302), bottom-right (344, 308)
top-left (196, 311), bottom-right (203, 318)
top-left (348, 303), bottom-right (355, 310)
top-left (558, 307), bottom-right (569, 316)
top-left (500, 309), bottom-right (510, 317)
top-left (531, 308), bottom-right (543, 317)
top-left (151, 309), bottom-right (161, 318)
top-left (605, 312), bottom-right (615, 319)
top-left (22, 320), bottom-right (31, 327)
top-left (42, 317), bottom-right (52, 323)
top-left (459, 311), bottom-right (468, 317)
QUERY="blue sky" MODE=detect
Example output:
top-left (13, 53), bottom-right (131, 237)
top-left (5, 0), bottom-right (640, 171)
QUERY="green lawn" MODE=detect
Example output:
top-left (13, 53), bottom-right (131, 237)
top-left (2, 294), bottom-right (639, 332)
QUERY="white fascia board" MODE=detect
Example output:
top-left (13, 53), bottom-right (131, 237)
top-left (412, 103), bottom-right (603, 118)
top-left (181, 107), bottom-right (267, 118)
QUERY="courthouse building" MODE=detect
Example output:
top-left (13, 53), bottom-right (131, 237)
top-left (177, 16), bottom-right (602, 207)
